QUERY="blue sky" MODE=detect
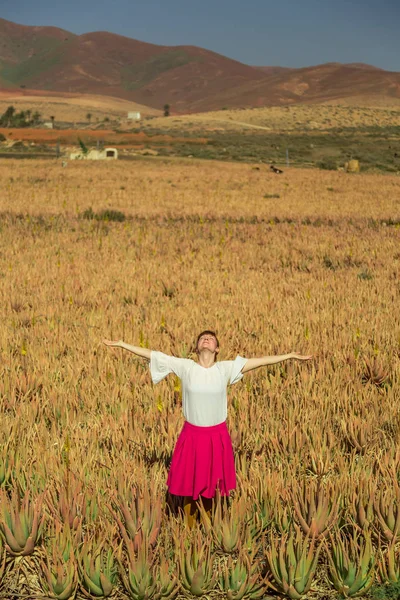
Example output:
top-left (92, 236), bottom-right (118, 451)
top-left (2, 0), bottom-right (400, 71)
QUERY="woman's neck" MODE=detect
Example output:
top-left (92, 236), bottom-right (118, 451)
top-left (197, 351), bottom-right (216, 368)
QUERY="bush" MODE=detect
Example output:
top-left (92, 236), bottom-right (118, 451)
top-left (371, 581), bottom-right (400, 599)
top-left (0, 133), bottom-right (6, 142)
top-left (98, 209), bottom-right (126, 222)
top-left (358, 269), bottom-right (373, 281)
top-left (81, 208), bottom-right (126, 222)
top-left (317, 159), bottom-right (337, 170)
top-left (81, 207), bottom-right (96, 220)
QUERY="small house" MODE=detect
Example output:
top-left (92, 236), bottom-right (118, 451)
top-left (127, 111), bottom-right (141, 121)
top-left (70, 147), bottom-right (118, 161)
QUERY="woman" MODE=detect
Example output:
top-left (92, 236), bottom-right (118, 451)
top-left (103, 331), bottom-right (312, 526)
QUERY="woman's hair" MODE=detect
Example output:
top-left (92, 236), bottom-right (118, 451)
top-left (195, 330), bottom-right (220, 361)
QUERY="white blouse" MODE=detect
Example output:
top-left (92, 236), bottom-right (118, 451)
top-left (150, 351), bottom-right (247, 427)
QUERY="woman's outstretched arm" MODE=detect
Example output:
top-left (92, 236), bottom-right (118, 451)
top-left (241, 352), bottom-right (312, 374)
top-left (103, 340), bottom-right (151, 360)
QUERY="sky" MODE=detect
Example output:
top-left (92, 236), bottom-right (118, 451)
top-left (2, 0), bottom-right (400, 71)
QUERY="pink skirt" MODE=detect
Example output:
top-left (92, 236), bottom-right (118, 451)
top-left (167, 421), bottom-right (236, 500)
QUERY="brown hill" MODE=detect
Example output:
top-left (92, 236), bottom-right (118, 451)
top-left (1, 18), bottom-right (400, 112)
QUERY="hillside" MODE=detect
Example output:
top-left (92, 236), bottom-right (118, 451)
top-left (1, 18), bottom-right (400, 112)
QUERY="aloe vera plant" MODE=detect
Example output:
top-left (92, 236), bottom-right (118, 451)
top-left (327, 529), bottom-right (375, 597)
top-left (41, 522), bottom-right (78, 600)
top-left (178, 531), bottom-right (217, 596)
top-left (265, 526), bottom-right (321, 599)
top-left (247, 477), bottom-right (274, 540)
top-left (119, 540), bottom-right (157, 600)
top-left (0, 535), bottom-right (6, 584)
top-left (273, 500), bottom-right (293, 534)
top-left (0, 489), bottom-right (44, 556)
top-left (110, 485), bottom-right (161, 552)
top-left (378, 541), bottom-right (400, 584)
top-left (198, 493), bottom-right (246, 553)
top-left (154, 557), bottom-right (179, 600)
top-left (292, 480), bottom-right (339, 539)
top-left (0, 455), bottom-right (13, 488)
top-left (77, 539), bottom-right (117, 598)
top-left (374, 484), bottom-right (400, 543)
top-left (47, 475), bottom-right (86, 530)
top-left (219, 550), bottom-right (268, 600)
top-left (350, 480), bottom-right (375, 531)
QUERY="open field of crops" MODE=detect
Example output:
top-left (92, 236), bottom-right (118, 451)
top-left (1, 103), bottom-right (400, 172)
top-left (0, 157), bottom-right (400, 599)
top-left (144, 104), bottom-right (400, 133)
top-left (0, 91), bottom-right (161, 123)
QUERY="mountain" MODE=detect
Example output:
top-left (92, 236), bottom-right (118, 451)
top-left (1, 18), bottom-right (400, 112)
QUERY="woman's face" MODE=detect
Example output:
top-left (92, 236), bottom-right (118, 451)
top-left (197, 333), bottom-right (219, 355)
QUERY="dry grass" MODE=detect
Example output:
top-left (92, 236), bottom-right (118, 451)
top-left (0, 158), bottom-right (399, 598)
top-left (2, 158), bottom-right (399, 220)
top-left (146, 103), bottom-right (400, 133)
top-left (0, 91), bottom-right (161, 123)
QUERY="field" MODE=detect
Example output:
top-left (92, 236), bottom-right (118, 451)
top-left (2, 101), bottom-right (400, 172)
top-left (0, 90), bottom-right (161, 123)
top-left (144, 103), bottom-right (400, 133)
top-left (0, 157), bottom-right (400, 599)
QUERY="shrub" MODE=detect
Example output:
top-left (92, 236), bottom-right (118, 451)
top-left (317, 159), bottom-right (337, 170)
top-left (81, 208), bottom-right (126, 222)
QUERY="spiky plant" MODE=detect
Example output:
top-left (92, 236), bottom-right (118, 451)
top-left (342, 416), bottom-right (376, 454)
top-left (265, 526), bottom-right (321, 599)
top-left (246, 476), bottom-right (275, 541)
top-left (374, 484), bottom-right (400, 543)
top-left (292, 480), bottom-right (340, 539)
top-left (362, 358), bottom-right (389, 388)
top-left (119, 539), bottom-right (157, 600)
top-left (219, 549), bottom-right (269, 600)
top-left (178, 530), bottom-right (217, 597)
top-left (41, 522), bottom-right (78, 600)
top-left (198, 493), bottom-right (247, 553)
top-left (77, 538), bottom-right (117, 598)
top-left (110, 485), bottom-right (161, 552)
top-left (377, 541), bottom-right (400, 584)
top-left (0, 456), bottom-right (12, 487)
top-left (0, 489), bottom-right (44, 556)
top-left (154, 556), bottom-right (179, 600)
top-left (273, 500), bottom-right (293, 534)
top-left (306, 430), bottom-right (336, 478)
top-left (0, 534), bottom-right (6, 585)
top-left (46, 475), bottom-right (85, 531)
top-left (349, 480), bottom-right (375, 532)
top-left (327, 529), bottom-right (375, 597)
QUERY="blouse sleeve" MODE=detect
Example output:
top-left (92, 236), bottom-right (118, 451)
top-left (149, 351), bottom-right (188, 384)
top-left (221, 355), bottom-right (248, 385)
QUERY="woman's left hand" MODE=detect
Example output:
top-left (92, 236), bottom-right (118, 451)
top-left (291, 352), bottom-right (313, 361)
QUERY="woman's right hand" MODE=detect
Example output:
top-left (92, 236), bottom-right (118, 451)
top-left (103, 339), bottom-right (123, 348)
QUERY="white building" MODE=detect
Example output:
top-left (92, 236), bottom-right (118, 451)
top-left (70, 148), bottom-right (118, 160)
top-left (127, 111), bottom-right (141, 121)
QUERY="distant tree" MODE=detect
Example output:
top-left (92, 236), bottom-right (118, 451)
top-left (14, 110), bottom-right (27, 127)
top-left (0, 106), bottom-right (16, 127)
top-left (86, 113), bottom-right (92, 124)
top-left (0, 105), bottom-right (32, 128)
top-left (32, 111), bottom-right (41, 125)
top-left (78, 137), bottom-right (89, 155)
top-left (163, 104), bottom-right (170, 117)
